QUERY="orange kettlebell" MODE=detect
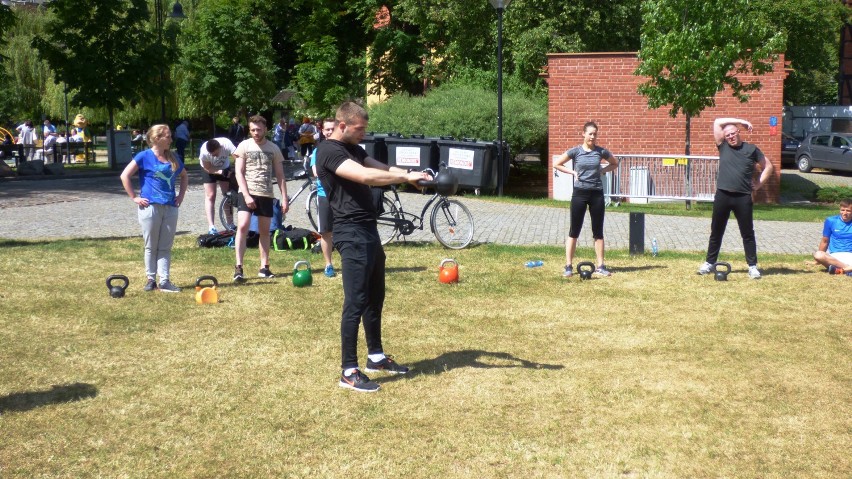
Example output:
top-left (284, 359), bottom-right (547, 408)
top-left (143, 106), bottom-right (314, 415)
top-left (439, 258), bottom-right (459, 284)
top-left (195, 275), bottom-right (219, 304)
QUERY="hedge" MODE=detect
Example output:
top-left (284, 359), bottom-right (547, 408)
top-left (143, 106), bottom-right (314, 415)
top-left (367, 83), bottom-right (548, 157)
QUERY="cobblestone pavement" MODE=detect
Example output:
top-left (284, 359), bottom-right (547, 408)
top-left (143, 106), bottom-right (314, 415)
top-left (0, 170), bottom-right (824, 256)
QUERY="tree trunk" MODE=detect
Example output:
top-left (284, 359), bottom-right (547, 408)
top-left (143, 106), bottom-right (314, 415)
top-left (108, 107), bottom-right (116, 170)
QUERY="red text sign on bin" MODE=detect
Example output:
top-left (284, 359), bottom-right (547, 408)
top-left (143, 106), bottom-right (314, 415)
top-left (447, 148), bottom-right (475, 170)
top-left (395, 146), bottom-right (421, 167)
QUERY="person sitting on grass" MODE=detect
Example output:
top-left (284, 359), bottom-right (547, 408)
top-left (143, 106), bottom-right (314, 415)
top-left (813, 198), bottom-right (852, 276)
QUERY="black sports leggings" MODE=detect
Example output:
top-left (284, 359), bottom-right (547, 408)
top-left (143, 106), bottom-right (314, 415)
top-left (705, 189), bottom-right (758, 266)
top-left (568, 188), bottom-right (605, 239)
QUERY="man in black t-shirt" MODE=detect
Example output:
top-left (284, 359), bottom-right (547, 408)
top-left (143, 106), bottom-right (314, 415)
top-left (315, 102), bottom-right (430, 393)
top-left (698, 117), bottom-right (774, 279)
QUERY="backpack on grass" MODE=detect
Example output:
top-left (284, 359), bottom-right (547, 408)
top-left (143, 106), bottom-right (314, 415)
top-left (197, 230), bottom-right (236, 248)
top-left (273, 226), bottom-right (319, 251)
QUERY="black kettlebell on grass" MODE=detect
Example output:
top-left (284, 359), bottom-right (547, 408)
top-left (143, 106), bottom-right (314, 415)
top-left (712, 262), bottom-right (731, 282)
top-left (577, 262), bottom-right (595, 280)
top-left (106, 274), bottom-right (129, 298)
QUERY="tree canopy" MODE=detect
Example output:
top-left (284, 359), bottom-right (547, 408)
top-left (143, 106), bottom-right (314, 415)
top-left (177, 0), bottom-right (278, 119)
top-left (32, 0), bottom-right (164, 128)
top-left (635, 0), bottom-right (786, 154)
top-left (0, 0), bottom-right (848, 129)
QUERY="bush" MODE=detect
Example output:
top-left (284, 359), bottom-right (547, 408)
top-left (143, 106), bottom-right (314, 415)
top-left (367, 82), bottom-right (547, 155)
top-left (814, 186), bottom-right (852, 203)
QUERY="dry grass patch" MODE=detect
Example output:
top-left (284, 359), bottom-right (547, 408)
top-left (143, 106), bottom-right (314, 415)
top-left (0, 237), bottom-right (849, 478)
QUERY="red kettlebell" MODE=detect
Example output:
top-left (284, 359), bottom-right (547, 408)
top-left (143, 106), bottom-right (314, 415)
top-left (439, 258), bottom-right (459, 284)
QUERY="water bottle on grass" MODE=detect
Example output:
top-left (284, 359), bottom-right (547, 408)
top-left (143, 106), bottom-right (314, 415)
top-left (525, 260), bottom-right (544, 268)
top-left (652, 238), bottom-right (659, 257)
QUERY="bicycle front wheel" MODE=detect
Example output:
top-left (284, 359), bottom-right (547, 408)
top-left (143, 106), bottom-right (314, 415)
top-left (431, 198), bottom-right (474, 249)
top-left (306, 189), bottom-right (320, 231)
top-left (376, 196), bottom-right (400, 245)
top-left (219, 192), bottom-right (237, 231)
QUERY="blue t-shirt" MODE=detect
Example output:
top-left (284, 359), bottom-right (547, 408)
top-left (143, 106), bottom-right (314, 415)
top-left (134, 149), bottom-right (184, 206)
top-left (823, 214), bottom-right (852, 254)
top-left (309, 149), bottom-right (326, 197)
top-left (565, 145), bottom-right (613, 190)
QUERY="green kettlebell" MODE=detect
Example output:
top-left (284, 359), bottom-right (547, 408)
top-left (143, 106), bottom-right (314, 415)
top-left (292, 260), bottom-right (313, 287)
top-left (577, 262), bottom-right (595, 280)
top-left (712, 262), bottom-right (731, 281)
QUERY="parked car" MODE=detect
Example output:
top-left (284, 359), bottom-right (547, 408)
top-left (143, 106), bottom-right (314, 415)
top-left (794, 132), bottom-right (852, 173)
top-left (781, 133), bottom-right (801, 166)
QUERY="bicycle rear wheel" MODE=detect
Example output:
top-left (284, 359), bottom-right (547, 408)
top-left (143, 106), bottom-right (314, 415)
top-left (431, 198), bottom-right (474, 249)
top-left (306, 189), bottom-right (320, 231)
top-left (376, 197), bottom-right (400, 245)
top-left (218, 192), bottom-right (237, 231)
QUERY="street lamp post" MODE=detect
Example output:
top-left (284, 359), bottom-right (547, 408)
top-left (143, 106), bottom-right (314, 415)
top-left (489, 0), bottom-right (511, 196)
top-left (154, 0), bottom-right (186, 123)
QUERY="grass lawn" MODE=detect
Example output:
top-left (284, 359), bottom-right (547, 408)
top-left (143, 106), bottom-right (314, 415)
top-left (0, 237), bottom-right (849, 478)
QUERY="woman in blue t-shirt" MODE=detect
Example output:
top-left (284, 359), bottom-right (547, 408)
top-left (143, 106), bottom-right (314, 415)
top-left (553, 121), bottom-right (619, 278)
top-left (120, 124), bottom-right (188, 293)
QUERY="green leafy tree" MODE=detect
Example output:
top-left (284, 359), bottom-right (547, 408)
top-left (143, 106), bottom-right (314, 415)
top-left (755, 0), bottom-right (850, 105)
top-left (0, 4), bottom-right (14, 62)
top-left (0, 7), bottom-right (52, 123)
top-left (177, 0), bottom-right (278, 120)
top-left (32, 0), bottom-right (163, 140)
top-left (365, 0), bottom-right (641, 94)
top-left (635, 0), bottom-right (786, 154)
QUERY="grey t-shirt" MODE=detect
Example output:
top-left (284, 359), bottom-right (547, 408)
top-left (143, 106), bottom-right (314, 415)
top-left (716, 141), bottom-right (763, 194)
top-left (566, 145), bottom-right (613, 190)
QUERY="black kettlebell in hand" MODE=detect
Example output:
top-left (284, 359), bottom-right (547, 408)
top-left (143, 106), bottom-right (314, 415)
top-left (577, 262), bottom-right (595, 280)
top-left (712, 262), bottom-right (731, 281)
top-left (106, 274), bottom-right (129, 298)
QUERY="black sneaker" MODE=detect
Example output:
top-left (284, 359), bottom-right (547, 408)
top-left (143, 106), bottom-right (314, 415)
top-left (233, 266), bottom-right (245, 283)
top-left (339, 369), bottom-right (380, 392)
top-left (158, 280), bottom-right (181, 293)
top-left (365, 355), bottom-right (409, 375)
top-left (258, 267), bottom-right (275, 278)
top-left (143, 278), bottom-right (157, 292)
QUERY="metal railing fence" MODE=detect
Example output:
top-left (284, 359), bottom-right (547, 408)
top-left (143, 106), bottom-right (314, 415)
top-left (605, 154), bottom-right (720, 204)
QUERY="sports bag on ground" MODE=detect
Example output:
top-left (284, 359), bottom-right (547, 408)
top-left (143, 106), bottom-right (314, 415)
top-left (197, 230), bottom-right (235, 248)
top-left (273, 226), bottom-right (319, 251)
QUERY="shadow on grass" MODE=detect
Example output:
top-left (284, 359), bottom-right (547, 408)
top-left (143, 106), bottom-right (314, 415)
top-left (387, 266), bottom-right (428, 274)
top-left (386, 240), bottom-right (485, 250)
top-left (0, 383), bottom-right (98, 414)
top-left (375, 349), bottom-right (563, 385)
top-left (611, 264), bottom-right (669, 273)
top-left (760, 266), bottom-right (821, 276)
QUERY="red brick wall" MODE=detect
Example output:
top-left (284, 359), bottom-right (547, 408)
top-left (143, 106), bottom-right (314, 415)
top-left (546, 52), bottom-right (786, 203)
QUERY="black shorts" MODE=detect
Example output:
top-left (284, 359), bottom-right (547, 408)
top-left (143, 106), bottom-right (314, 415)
top-left (237, 193), bottom-right (275, 217)
top-left (202, 167), bottom-right (232, 184)
top-left (316, 195), bottom-right (334, 234)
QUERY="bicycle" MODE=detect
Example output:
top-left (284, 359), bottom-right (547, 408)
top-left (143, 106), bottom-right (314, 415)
top-left (376, 168), bottom-right (475, 249)
top-left (219, 158), bottom-right (320, 231)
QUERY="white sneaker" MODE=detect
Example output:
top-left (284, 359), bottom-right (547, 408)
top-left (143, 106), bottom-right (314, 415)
top-left (697, 262), bottom-right (713, 275)
top-left (748, 265), bottom-right (762, 279)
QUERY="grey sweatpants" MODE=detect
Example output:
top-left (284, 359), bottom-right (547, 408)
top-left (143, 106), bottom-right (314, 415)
top-left (138, 204), bottom-right (179, 281)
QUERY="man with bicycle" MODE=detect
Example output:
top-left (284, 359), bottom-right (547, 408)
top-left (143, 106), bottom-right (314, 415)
top-left (199, 137), bottom-right (238, 233)
top-left (315, 102), bottom-right (430, 392)
top-left (233, 115), bottom-right (289, 282)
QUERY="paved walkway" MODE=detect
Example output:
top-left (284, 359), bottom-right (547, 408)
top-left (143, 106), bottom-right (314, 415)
top-left (0, 169), bottom-right (823, 256)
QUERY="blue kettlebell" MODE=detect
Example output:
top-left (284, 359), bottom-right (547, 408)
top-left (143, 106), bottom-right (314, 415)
top-left (292, 261), bottom-right (313, 287)
top-left (712, 262), bottom-right (731, 281)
